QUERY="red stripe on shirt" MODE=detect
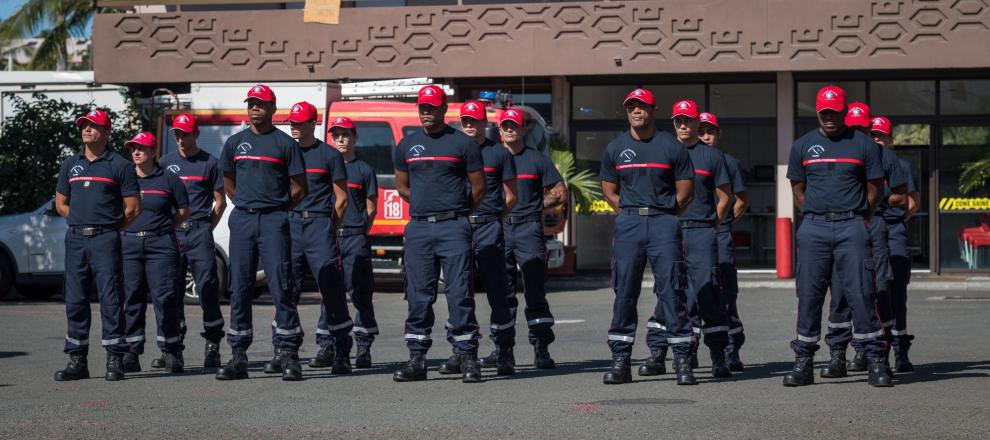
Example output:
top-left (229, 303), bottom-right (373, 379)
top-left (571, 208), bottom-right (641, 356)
top-left (306, 168), bottom-right (330, 174)
top-left (483, 167), bottom-right (498, 172)
top-left (179, 176), bottom-right (207, 181)
top-left (694, 168), bottom-right (713, 176)
top-left (233, 155), bottom-right (286, 165)
top-left (140, 190), bottom-right (169, 196)
top-left (347, 183), bottom-right (363, 189)
top-left (802, 158), bottom-right (864, 166)
top-left (404, 156), bottom-right (465, 163)
top-left (69, 176), bottom-right (118, 185)
top-left (615, 163), bottom-right (672, 170)
top-left (517, 174), bottom-right (540, 179)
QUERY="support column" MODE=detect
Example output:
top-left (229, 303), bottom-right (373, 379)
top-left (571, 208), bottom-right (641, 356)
top-left (775, 72), bottom-right (795, 279)
top-left (550, 75), bottom-right (574, 248)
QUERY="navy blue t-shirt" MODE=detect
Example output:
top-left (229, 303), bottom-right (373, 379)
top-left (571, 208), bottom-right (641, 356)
top-left (393, 125), bottom-right (483, 217)
top-left (875, 146), bottom-right (910, 218)
top-left (722, 151), bottom-right (748, 225)
top-left (127, 167), bottom-right (189, 232)
top-left (219, 127), bottom-right (305, 210)
top-left (295, 140), bottom-right (347, 214)
top-left (883, 156), bottom-right (918, 222)
top-left (786, 128), bottom-right (884, 215)
top-left (472, 139), bottom-right (517, 217)
top-left (160, 149), bottom-right (223, 221)
top-left (508, 145), bottom-right (563, 217)
top-left (680, 142), bottom-right (731, 222)
top-left (56, 149), bottom-right (139, 227)
top-left (600, 130), bottom-right (694, 212)
top-left (341, 157), bottom-right (379, 229)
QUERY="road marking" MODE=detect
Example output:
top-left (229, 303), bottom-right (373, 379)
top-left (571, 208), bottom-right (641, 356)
top-left (927, 296), bottom-right (990, 302)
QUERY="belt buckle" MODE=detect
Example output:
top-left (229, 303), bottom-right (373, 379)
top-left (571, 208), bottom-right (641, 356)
top-left (638, 207), bottom-right (650, 216)
top-left (136, 231), bottom-right (148, 237)
top-left (81, 227), bottom-right (96, 237)
top-left (179, 222), bottom-right (191, 229)
top-left (426, 215), bottom-right (437, 223)
top-left (824, 213), bottom-right (834, 221)
top-left (301, 211), bottom-right (310, 219)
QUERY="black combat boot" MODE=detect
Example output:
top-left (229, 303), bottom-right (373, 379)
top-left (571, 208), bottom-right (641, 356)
top-left (637, 348), bottom-right (667, 376)
top-left (331, 346), bottom-right (352, 374)
top-left (150, 351), bottom-right (166, 369)
top-left (782, 356), bottom-right (814, 387)
top-left (603, 355), bottom-right (632, 385)
top-left (263, 350), bottom-right (283, 374)
top-left (438, 349), bottom-right (461, 375)
top-left (894, 347), bottom-right (914, 373)
top-left (674, 356), bottom-right (697, 385)
top-left (725, 345), bottom-right (744, 372)
top-left (281, 351), bottom-right (303, 381)
top-left (867, 356), bottom-right (893, 387)
top-left (163, 351), bottom-right (184, 374)
top-left (461, 353), bottom-right (482, 383)
top-left (710, 349), bottom-right (732, 378)
top-left (54, 354), bottom-right (89, 381)
top-left (847, 350), bottom-right (867, 372)
top-left (479, 347), bottom-right (500, 369)
top-left (354, 345), bottom-right (372, 369)
top-left (496, 347), bottom-right (516, 376)
top-left (308, 346), bottom-right (334, 369)
top-left (122, 352), bottom-right (142, 373)
top-left (215, 348), bottom-right (248, 380)
top-left (105, 354), bottom-right (125, 381)
top-left (393, 353), bottom-right (427, 382)
top-left (820, 349), bottom-right (847, 378)
top-left (204, 342), bottom-right (222, 369)
top-left (534, 341), bottom-right (556, 369)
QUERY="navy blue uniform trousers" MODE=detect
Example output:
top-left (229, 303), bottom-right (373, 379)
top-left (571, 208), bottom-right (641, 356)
top-left (647, 224), bottom-right (731, 353)
top-left (288, 213), bottom-right (353, 352)
top-left (175, 221), bottom-right (225, 344)
top-left (472, 219), bottom-right (515, 348)
top-left (887, 220), bottom-right (914, 349)
top-left (403, 217), bottom-right (480, 355)
top-left (793, 214), bottom-right (884, 357)
top-left (226, 209), bottom-right (302, 351)
top-left (608, 213), bottom-right (693, 358)
top-left (504, 220), bottom-right (555, 345)
top-left (122, 232), bottom-right (183, 354)
top-left (63, 228), bottom-right (128, 355)
top-left (319, 231), bottom-right (378, 347)
top-left (717, 223), bottom-right (745, 350)
top-left (826, 216), bottom-right (895, 352)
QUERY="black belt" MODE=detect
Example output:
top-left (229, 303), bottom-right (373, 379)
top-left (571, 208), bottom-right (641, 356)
top-left (412, 211), bottom-right (462, 223)
top-left (123, 227), bottom-right (174, 237)
top-left (237, 206), bottom-right (286, 214)
top-left (505, 214), bottom-right (541, 225)
top-left (292, 210), bottom-right (331, 219)
top-left (468, 214), bottom-right (499, 224)
top-left (176, 218), bottom-right (209, 230)
top-left (806, 211), bottom-right (858, 221)
top-left (680, 220), bottom-right (715, 228)
top-left (622, 207), bottom-right (673, 216)
top-left (337, 227), bottom-right (366, 237)
top-left (70, 226), bottom-right (116, 237)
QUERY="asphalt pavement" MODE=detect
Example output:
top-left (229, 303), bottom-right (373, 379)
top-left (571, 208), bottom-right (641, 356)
top-left (1, 282), bottom-right (988, 439)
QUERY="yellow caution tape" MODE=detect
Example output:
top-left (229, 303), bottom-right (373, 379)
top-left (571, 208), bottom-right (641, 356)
top-left (939, 197), bottom-right (990, 211)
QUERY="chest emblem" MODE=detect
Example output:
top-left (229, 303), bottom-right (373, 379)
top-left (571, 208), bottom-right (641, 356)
top-left (166, 164), bottom-right (181, 174)
top-left (409, 145), bottom-right (426, 157)
top-left (236, 142), bottom-right (253, 155)
top-left (808, 145), bottom-right (825, 158)
top-left (70, 165), bottom-right (84, 177)
top-left (619, 149), bottom-right (637, 163)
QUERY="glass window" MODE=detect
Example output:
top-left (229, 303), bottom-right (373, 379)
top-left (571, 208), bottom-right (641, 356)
top-left (710, 83), bottom-right (776, 117)
top-left (870, 80), bottom-right (935, 116)
top-left (937, 125), bottom-right (990, 270)
top-left (354, 121), bottom-right (396, 175)
top-left (797, 81), bottom-right (866, 116)
top-left (572, 84), bottom-right (704, 120)
top-left (572, 129), bottom-right (624, 269)
top-left (892, 123), bottom-right (931, 147)
top-left (941, 79), bottom-right (990, 115)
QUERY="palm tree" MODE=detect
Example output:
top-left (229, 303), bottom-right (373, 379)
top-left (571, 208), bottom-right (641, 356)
top-left (0, 0), bottom-right (91, 71)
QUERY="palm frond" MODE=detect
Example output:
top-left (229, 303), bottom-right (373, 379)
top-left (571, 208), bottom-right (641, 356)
top-left (548, 139), bottom-right (602, 215)
top-left (959, 159), bottom-right (990, 195)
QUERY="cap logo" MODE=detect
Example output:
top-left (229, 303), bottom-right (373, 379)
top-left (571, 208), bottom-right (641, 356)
top-left (678, 102), bottom-right (690, 109)
top-left (335, 117), bottom-right (345, 123)
top-left (466, 103), bottom-right (477, 110)
top-left (70, 165), bottom-right (84, 177)
top-left (808, 145), bottom-right (825, 158)
top-left (851, 107), bottom-right (863, 115)
top-left (423, 88), bottom-right (434, 95)
top-left (293, 104), bottom-right (301, 112)
top-left (507, 110), bottom-right (517, 117)
top-left (177, 115), bottom-right (188, 122)
top-left (619, 149), bottom-right (637, 163)
top-left (166, 164), bottom-right (181, 174)
top-left (253, 86), bottom-right (263, 92)
top-left (634, 89), bottom-right (643, 96)
top-left (823, 90), bottom-right (836, 99)
top-left (873, 118), bottom-right (884, 125)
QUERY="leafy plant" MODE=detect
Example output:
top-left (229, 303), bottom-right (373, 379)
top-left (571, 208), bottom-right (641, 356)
top-left (0, 0), bottom-right (92, 70)
top-left (959, 159), bottom-right (990, 195)
top-left (547, 134), bottom-right (602, 215)
top-left (0, 93), bottom-right (139, 215)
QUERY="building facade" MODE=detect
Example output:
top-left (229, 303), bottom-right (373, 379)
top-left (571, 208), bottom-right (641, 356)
top-left (93, 0), bottom-right (990, 274)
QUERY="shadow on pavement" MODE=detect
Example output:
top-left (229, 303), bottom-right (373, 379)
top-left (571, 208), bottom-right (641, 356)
top-left (0, 351), bottom-right (29, 359)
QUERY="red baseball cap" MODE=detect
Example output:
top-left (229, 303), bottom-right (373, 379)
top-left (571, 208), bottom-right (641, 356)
top-left (844, 102), bottom-right (871, 128)
top-left (671, 99), bottom-right (700, 119)
top-left (417, 85), bottom-right (447, 107)
top-left (699, 112), bottom-right (719, 129)
top-left (816, 85), bottom-right (846, 112)
top-left (125, 132), bottom-right (157, 149)
top-left (245, 84), bottom-right (276, 103)
top-left (287, 101), bottom-right (318, 123)
top-left (499, 107), bottom-right (525, 127)
top-left (623, 88), bottom-right (656, 107)
top-left (171, 113), bottom-right (198, 133)
top-left (75, 109), bottom-right (112, 130)
top-left (870, 116), bottom-right (892, 136)
top-left (328, 116), bottom-right (356, 132)
top-left (460, 100), bottom-right (487, 121)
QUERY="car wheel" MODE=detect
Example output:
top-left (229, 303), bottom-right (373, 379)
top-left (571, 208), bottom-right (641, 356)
top-left (184, 252), bottom-right (230, 305)
top-left (0, 253), bottom-right (14, 301)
